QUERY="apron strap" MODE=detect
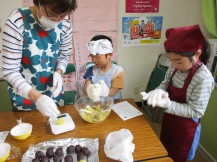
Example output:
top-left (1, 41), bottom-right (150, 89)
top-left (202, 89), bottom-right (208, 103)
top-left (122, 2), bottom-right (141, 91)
top-left (183, 60), bottom-right (202, 90)
top-left (169, 69), bottom-right (178, 85)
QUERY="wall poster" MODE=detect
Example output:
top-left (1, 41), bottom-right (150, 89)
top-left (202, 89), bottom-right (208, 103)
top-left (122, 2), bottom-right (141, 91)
top-left (122, 16), bottom-right (163, 47)
top-left (126, 0), bottom-right (159, 13)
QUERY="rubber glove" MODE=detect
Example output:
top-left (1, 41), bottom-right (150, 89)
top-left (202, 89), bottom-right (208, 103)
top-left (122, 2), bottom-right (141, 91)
top-left (52, 72), bottom-right (63, 98)
top-left (35, 95), bottom-right (60, 117)
top-left (141, 89), bottom-right (171, 108)
top-left (97, 80), bottom-right (109, 97)
top-left (87, 84), bottom-right (101, 102)
top-left (87, 80), bottom-right (109, 101)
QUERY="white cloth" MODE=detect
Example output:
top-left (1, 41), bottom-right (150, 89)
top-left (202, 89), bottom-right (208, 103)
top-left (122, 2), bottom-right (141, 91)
top-left (35, 95), bottom-right (60, 117)
top-left (87, 39), bottom-right (113, 55)
top-left (52, 72), bottom-right (63, 98)
top-left (104, 129), bottom-right (135, 162)
top-left (141, 89), bottom-right (171, 108)
top-left (87, 80), bottom-right (109, 102)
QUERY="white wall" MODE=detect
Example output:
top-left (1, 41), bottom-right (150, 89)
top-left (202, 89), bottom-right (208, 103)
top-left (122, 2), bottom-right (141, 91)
top-left (0, 0), bottom-right (22, 21)
top-left (0, 0), bottom-right (23, 79)
top-left (0, 0), bottom-right (23, 42)
top-left (118, 0), bottom-right (209, 102)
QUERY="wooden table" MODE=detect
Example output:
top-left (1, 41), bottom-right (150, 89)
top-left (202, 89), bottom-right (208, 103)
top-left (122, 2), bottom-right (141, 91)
top-left (138, 157), bottom-right (173, 162)
top-left (0, 98), bottom-right (169, 161)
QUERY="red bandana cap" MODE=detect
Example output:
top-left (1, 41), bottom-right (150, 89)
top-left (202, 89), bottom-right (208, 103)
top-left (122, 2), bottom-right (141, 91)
top-left (164, 25), bottom-right (205, 52)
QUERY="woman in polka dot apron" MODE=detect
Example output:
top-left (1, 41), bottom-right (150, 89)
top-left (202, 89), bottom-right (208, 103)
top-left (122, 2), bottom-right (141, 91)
top-left (2, 0), bottom-right (77, 117)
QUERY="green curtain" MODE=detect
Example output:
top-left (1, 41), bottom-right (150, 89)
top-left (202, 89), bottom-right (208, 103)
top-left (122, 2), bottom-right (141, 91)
top-left (202, 0), bottom-right (217, 38)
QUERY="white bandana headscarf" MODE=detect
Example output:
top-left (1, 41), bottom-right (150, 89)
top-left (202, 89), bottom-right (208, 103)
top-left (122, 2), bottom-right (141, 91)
top-left (87, 39), bottom-right (113, 55)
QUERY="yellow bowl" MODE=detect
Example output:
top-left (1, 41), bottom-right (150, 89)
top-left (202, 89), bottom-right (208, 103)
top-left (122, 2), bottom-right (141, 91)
top-left (0, 143), bottom-right (11, 162)
top-left (10, 123), bottom-right (32, 140)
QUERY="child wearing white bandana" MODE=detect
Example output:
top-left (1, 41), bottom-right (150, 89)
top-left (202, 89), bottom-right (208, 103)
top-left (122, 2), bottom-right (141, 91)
top-left (83, 35), bottom-right (124, 101)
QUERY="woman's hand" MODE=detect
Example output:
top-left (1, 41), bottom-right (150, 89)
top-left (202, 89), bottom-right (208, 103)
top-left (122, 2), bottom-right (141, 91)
top-left (28, 89), bottom-right (60, 117)
top-left (35, 95), bottom-right (60, 117)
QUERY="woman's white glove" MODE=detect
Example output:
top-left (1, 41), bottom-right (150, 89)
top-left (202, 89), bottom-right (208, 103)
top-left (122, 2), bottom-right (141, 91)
top-left (87, 80), bottom-right (109, 102)
top-left (52, 72), bottom-right (63, 98)
top-left (141, 89), bottom-right (171, 108)
top-left (35, 95), bottom-right (60, 117)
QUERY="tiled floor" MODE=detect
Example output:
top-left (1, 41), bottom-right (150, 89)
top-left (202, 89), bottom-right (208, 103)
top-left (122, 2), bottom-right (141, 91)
top-left (141, 111), bottom-right (209, 162)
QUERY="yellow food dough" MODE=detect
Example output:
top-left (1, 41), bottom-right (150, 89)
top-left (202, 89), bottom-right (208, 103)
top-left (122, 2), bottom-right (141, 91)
top-left (55, 118), bottom-right (65, 125)
top-left (80, 106), bottom-right (111, 123)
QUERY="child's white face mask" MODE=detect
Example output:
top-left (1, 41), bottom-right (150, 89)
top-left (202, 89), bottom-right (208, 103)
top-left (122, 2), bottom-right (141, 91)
top-left (37, 3), bottom-right (60, 31)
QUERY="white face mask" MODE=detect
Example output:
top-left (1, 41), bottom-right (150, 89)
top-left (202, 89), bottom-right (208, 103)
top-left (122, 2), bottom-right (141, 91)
top-left (37, 3), bottom-right (60, 31)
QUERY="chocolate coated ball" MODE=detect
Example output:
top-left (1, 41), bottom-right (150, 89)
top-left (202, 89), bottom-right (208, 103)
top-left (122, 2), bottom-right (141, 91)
top-left (77, 152), bottom-right (85, 161)
top-left (53, 155), bottom-right (62, 162)
top-left (35, 151), bottom-right (44, 158)
top-left (41, 155), bottom-right (50, 162)
top-left (75, 145), bottom-right (82, 154)
top-left (46, 147), bottom-right (54, 158)
top-left (81, 147), bottom-right (90, 156)
top-left (64, 155), bottom-right (73, 162)
top-left (55, 147), bottom-right (63, 156)
top-left (32, 157), bottom-right (40, 162)
top-left (66, 145), bottom-right (75, 154)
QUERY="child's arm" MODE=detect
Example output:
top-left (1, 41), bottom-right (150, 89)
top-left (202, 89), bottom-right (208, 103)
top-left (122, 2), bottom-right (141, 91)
top-left (111, 70), bottom-right (124, 96)
top-left (165, 75), bottom-right (214, 118)
top-left (83, 65), bottom-right (124, 97)
top-left (108, 87), bottom-right (119, 96)
top-left (162, 66), bottom-right (214, 118)
top-left (83, 79), bottom-right (92, 95)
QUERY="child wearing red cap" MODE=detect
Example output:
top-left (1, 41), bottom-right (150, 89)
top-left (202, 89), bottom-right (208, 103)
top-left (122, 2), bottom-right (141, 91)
top-left (141, 25), bottom-right (214, 161)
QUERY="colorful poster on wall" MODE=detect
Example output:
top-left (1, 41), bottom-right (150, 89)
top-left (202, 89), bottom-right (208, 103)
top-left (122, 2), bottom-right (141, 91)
top-left (126, 0), bottom-right (159, 13)
top-left (122, 16), bottom-right (163, 47)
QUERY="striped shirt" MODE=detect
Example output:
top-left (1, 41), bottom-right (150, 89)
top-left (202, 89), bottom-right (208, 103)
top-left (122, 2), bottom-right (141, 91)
top-left (158, 64), bottom-right (214, 118)
top-left (2, 9), bottom-right (73, 97)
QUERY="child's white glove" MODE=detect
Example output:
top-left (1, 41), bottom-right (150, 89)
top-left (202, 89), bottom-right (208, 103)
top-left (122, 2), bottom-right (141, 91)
top-left (35, 95), bottom-right (60, 117)
top-left (141, 89), bottom-right (171, 108)
top-left (52, 72), bottom-right (63, 98)
top-left (97, 80), bottom-right (109, 96)
top-left (87, 80), bottom-right (109, 102)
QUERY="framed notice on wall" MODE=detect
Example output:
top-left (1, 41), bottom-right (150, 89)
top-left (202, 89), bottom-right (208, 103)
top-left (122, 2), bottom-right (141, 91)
top-left (122, 16), bottom-right (163, 47)
top-left (126, 0), bottom-right (159, 13)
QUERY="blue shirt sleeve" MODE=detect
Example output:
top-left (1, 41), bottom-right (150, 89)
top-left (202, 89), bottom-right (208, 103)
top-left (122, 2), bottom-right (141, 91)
top-left (83, 66), bottom-right (93, 79)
